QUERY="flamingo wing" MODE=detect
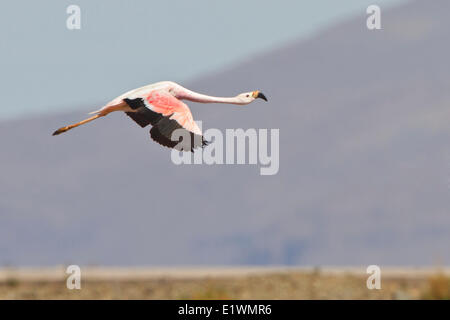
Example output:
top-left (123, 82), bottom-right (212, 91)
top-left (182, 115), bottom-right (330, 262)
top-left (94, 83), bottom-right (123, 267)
top-left (123, 90), bottom-right (207, 152)
top-left (123, 98), bottom-right (162, 127)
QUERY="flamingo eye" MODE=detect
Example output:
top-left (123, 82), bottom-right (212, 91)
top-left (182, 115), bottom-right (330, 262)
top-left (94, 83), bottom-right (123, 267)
top-left (246, 94), bottom-right (249, 97)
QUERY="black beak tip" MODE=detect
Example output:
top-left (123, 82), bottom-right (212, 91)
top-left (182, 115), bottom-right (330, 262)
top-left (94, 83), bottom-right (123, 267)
top-left (257, 92), bottom-right (268, 102)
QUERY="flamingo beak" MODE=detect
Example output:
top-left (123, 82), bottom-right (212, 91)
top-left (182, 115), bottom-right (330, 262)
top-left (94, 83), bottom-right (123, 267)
top-left (257, 92), bottom-right (268, 101)
top-left (252, 91), bottom-right (268, 101)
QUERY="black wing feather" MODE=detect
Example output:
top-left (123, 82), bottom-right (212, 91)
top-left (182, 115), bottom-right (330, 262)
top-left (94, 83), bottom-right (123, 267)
top-left (124, 98), bottom-right (163, 128)
top-left (150, 117), bottom-right (208, 152)
top-left (123, 98), bottom-right (208, 152)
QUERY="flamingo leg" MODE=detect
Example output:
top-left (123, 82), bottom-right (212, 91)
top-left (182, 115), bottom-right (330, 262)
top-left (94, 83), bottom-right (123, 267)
top-left (52, 114), bottom-right (102, 136)
top-left (52, 101), bottom-right (130, 136)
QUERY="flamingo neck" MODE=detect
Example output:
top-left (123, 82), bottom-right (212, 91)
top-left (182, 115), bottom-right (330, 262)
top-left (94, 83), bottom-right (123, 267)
top-left (179, 89), bottom-right (246, 105)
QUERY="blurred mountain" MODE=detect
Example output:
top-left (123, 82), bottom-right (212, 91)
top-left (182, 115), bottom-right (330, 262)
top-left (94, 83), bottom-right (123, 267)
top-left (1, 0), bottom-right (449, 266)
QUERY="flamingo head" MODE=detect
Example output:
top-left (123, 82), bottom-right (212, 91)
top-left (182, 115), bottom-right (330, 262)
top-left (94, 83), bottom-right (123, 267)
top-left (237, 90), bottom-right (268, 104)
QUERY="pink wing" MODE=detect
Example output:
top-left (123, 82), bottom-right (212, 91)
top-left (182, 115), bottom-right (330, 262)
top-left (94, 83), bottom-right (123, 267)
top-left (123, 90), bottom-right (207, 152)
top-left (146, 90), bottom-right (202, 136)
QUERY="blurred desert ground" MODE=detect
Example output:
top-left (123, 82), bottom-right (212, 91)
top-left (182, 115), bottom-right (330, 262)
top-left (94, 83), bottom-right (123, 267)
top-left (0, 267), bottom-right (449, 299)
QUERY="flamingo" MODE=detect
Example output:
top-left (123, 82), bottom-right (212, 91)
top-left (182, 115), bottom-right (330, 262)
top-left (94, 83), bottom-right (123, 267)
top-left (53, 81), bottom-right (267, 152)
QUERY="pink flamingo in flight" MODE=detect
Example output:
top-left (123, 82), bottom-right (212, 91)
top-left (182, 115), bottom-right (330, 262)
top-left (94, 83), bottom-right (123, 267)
top-left (53, 81), bottom-right (267, 151)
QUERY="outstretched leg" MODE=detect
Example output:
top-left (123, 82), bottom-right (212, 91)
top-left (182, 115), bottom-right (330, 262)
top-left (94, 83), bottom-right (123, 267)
top-left (52, 101), bottom-right (130, 136)
top-left (52, 114), bottom-right (102, 135)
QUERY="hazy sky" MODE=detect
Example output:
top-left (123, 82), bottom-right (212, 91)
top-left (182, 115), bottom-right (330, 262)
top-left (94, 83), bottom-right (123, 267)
top-left (0, 0), bottom-right (406, 119)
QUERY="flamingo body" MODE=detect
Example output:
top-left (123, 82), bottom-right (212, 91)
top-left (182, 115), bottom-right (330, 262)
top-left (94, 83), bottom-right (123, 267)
top-left (53, 81), bottom-right (267, 152)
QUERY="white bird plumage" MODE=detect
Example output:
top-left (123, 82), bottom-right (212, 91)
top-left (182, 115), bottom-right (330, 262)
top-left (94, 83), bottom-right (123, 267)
top-left (53, 81), bottom-right (267, 151)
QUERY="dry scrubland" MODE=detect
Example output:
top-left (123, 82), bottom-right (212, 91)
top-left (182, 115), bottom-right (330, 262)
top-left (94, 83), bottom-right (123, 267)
top-left (0, 267), bottom-right (449, 300)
